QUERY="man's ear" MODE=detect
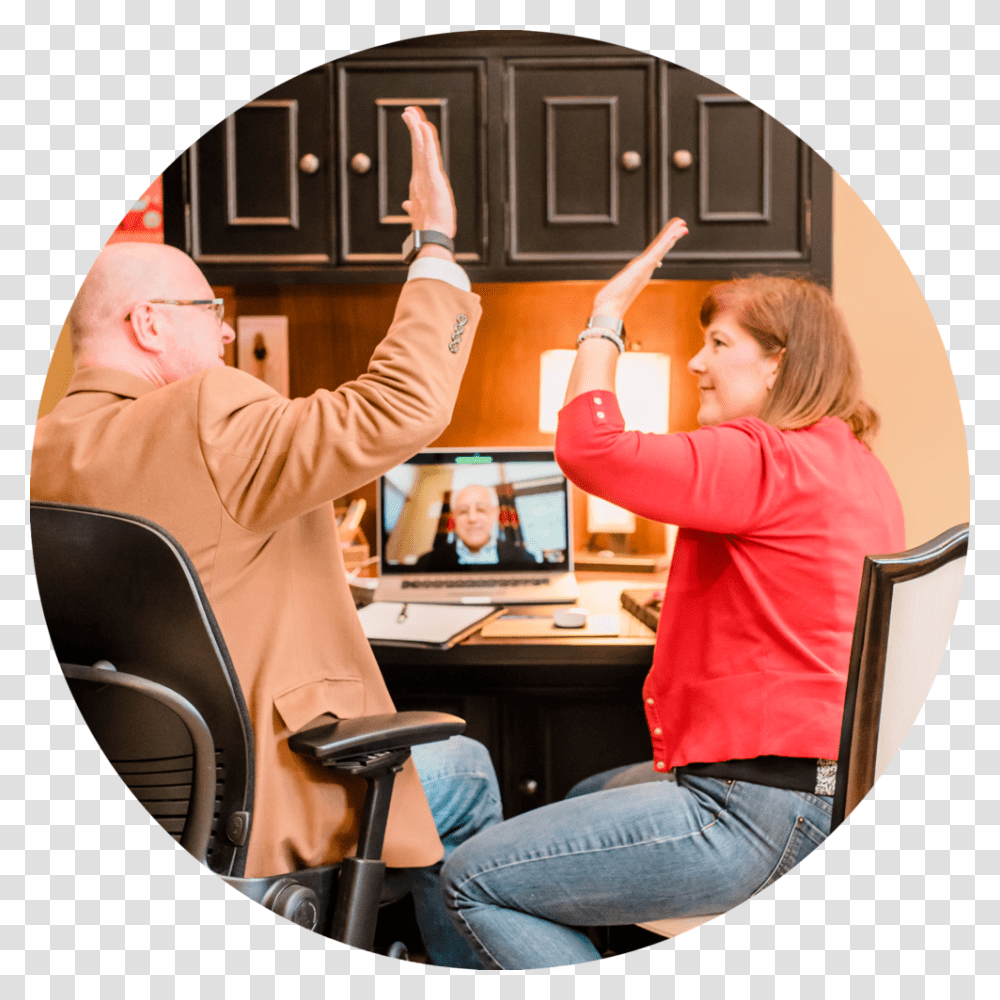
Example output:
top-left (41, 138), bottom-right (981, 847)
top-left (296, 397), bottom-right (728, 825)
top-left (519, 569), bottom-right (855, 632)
top-left (128, 302), bottom-right (165, 354)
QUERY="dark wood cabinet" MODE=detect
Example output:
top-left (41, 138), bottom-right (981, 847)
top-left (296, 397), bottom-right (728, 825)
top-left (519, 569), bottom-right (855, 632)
top-left (388, 687), bottom-right (652, 819)
top-left (336, 60), bottom-right (488, 264)
top-left (181, 66), bottom-right (335, 267)
top-left (660, 66), bottom-right (826, 274)
top-left (506, 57), bottom-right (659, 264)
top-left (163, 33), bottom-right (831, 286)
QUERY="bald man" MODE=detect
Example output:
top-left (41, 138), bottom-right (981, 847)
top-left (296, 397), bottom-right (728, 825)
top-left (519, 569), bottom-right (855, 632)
top-left (31, 109), bottom-right (502, 967)
top-left (416, 484), bottom-right (539, 569)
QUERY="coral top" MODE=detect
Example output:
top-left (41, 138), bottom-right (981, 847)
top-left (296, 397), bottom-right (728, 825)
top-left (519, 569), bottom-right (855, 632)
top-left (556, 391), bottom-right (905, 769)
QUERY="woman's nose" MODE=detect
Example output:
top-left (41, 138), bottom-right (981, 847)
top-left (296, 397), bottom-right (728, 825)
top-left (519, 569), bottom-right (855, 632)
top-left (688, 348), bottom-right (706, 375)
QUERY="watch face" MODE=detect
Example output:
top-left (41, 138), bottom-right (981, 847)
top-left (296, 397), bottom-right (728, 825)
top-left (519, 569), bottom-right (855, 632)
top-left (401, 232), bottom-right (417, 259)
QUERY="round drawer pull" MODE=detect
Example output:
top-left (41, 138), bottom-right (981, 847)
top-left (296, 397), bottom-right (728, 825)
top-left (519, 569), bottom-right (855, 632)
top-left (621, 150), bottom-right (642, 172)
top-left (672, 149), bottom-right (694, 169)
top-left (350, 152), bottom-right (372, 175)
top-left (519, 778), bottom-right (539, 796)
top-left (299, 153), bottom-right (321, 175)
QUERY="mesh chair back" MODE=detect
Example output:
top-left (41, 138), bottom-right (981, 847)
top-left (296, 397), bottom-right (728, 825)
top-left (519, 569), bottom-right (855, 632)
top-left (30, 501), bottom-right (255, 877)
top-left (832, 523), bottom-right (968, 828)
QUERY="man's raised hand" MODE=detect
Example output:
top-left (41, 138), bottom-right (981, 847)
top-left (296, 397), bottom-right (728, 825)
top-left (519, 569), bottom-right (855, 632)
top-left (401, 106), bottom-right (457, 240)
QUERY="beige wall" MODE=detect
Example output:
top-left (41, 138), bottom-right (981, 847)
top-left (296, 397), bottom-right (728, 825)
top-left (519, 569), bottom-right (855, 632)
top-left (832, 173), bottom-right (969, 548)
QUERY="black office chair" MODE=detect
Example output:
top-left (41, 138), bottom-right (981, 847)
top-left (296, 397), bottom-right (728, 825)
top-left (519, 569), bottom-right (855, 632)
top-left (30, 500), bottom-right (465, 952)
top-left (632, 522), bottom-right (970, 941)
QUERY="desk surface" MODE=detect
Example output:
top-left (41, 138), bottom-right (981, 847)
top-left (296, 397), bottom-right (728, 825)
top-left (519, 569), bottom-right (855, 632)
top-left (371, 574), bottom-right (659, 681)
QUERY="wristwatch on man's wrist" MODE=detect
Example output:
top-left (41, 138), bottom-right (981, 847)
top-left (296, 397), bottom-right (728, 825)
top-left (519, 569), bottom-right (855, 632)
top-left (401, 230), bottom-right (455, 264)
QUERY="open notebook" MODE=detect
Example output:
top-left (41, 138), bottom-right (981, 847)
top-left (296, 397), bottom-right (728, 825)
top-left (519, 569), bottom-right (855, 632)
top-left (372, 447), bottom-right (579, 606)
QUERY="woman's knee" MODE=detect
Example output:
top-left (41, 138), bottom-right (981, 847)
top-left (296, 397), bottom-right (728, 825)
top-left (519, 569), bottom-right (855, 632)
top-left (440, 840), bottom-right (471, 909)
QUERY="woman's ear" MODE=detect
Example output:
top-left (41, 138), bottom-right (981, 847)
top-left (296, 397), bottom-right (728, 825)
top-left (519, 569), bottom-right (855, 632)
top-left (765, 348), bottom-right (786, 391)
top-left (128, 302), bottom-right (164, 354)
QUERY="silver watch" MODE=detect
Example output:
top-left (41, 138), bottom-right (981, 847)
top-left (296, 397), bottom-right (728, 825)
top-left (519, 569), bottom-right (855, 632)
top-left (587, 315), bottom-right (625, 337)
top-left (401, 230), bottom-right (455, 263)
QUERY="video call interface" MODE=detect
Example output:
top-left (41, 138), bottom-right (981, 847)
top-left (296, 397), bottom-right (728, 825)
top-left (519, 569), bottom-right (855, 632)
top-left (380, 452), bottom-right (570, 573)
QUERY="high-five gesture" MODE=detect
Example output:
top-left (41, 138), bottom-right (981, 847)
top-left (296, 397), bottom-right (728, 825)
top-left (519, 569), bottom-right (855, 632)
top-left (591, 218), bottom-right (689, 321)
top-left (561, 218), bottom-right (689, 406)
top-left (401, 106), bottom-right (457, 239)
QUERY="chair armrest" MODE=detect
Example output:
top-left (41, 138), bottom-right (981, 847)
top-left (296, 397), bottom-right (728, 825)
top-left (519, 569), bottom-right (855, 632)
top-left (288, 710), bottom-right (466, 766)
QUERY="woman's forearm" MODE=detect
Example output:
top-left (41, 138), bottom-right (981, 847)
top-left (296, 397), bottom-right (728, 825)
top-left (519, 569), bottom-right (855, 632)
top-left (561, 336), bottom-right (620, 406)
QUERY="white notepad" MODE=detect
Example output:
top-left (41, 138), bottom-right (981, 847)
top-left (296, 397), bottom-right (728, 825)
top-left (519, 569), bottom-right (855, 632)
top-left (357, 601), bottom-right (500, 648)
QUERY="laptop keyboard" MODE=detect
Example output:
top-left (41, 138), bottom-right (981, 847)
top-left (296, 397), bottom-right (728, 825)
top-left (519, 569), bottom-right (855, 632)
top-left (401, 577), bottom-right (550, 589)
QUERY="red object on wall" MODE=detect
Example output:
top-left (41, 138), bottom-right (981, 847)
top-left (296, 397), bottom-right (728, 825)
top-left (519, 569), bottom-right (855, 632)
top-left (106, 176), bottom-right (164, 244)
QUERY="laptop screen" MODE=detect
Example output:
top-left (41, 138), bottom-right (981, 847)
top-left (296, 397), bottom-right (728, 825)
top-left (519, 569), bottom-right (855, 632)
top-left (377, 448), bottom-right (572, 576)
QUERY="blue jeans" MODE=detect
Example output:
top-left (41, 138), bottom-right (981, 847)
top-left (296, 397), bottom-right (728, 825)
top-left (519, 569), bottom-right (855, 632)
top-left (390, 735), bottom-right (503, 968)
top-left (440, 762), bottom-right (832, 970)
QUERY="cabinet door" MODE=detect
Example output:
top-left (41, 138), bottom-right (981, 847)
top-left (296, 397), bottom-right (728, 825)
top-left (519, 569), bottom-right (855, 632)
top-left (188, 67), bottom-right (333, 265)
top-left (501, 694), bottom-right (652, 815)
top-left (337, 61), bottom-right (487, 264)
top-left (663, 66), bottom-right (821, 270)
top-left (506, 57), bottom-right (660, 264)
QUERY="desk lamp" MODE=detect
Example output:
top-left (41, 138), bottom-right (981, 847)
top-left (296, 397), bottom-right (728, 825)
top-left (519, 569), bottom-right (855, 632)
top-left (539, 348), bottom-right (670, 555)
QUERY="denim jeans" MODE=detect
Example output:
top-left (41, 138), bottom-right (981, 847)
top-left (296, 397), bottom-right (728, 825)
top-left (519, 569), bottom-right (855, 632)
top-left (441, 761), bottom-right (832, 970)
top-left (389, 735), bottom-right (503, 968)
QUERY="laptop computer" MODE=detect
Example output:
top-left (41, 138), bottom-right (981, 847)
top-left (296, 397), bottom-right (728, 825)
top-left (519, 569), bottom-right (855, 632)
top-left (372, 447), bottom-right (579, 605)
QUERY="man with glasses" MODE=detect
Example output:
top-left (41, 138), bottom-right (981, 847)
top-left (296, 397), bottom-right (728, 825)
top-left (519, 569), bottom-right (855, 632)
top-left (30, 108), bottom-right (502, 967)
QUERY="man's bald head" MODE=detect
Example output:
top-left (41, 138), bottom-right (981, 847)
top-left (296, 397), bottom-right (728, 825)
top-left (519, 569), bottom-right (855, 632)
top-left (67, 242), bottom-right (233, 386)
top-left (68, 243), bottom-right (209, 352)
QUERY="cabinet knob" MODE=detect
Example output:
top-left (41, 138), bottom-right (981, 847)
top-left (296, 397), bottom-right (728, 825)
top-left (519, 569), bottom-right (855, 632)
top-left (299, 153), bottom-right (321, 175)
top-left (519, 778), bottom-right (539, 796)
top-left (672, 149), bottom-right (694, 170)
top-left (350, 152), bottom-right (372, 175)
top-left (620, 150), bottom-right (642, 172)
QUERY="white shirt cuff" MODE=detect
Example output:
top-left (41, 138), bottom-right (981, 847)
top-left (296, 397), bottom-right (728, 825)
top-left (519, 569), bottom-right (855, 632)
top-left (406, 256), bottom-right (471, 293)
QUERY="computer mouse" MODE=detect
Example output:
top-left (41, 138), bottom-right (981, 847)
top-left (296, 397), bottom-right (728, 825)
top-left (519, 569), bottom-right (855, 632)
top-left (553, 607), bottom-right (589, 628)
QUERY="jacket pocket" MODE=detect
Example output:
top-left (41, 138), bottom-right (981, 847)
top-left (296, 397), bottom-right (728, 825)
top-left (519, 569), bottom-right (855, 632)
top-left (752, 813), bottom-right (827, 896)
top-left (273, 676), bottom-right (366, 734)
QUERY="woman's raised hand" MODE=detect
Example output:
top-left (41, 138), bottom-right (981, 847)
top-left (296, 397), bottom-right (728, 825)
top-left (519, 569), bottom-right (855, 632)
top-left (591, 218), bottom-right (689, 321)
top-left (401, 106), bottom-right (457, 239)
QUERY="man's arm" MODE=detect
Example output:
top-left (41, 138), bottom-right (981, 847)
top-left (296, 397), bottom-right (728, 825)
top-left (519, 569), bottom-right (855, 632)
top-left (197, 108), bottom-right (482, 533)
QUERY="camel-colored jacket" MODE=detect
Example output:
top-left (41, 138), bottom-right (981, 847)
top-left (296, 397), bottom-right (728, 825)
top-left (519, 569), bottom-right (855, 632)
top-left (31, 276), bottom-right (481, 877)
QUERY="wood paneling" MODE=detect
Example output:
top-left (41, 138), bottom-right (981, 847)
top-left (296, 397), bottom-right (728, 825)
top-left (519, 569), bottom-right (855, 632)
top-left (215, 279), bottom-right (714, 554)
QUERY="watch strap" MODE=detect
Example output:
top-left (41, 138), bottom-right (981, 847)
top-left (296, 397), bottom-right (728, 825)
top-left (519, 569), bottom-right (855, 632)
top-left (587, 315), bottom-right (625, 337)
top-left (402, 230), bottom-right (455, 263)
top-left (577, 329), bottom-right (625, 354)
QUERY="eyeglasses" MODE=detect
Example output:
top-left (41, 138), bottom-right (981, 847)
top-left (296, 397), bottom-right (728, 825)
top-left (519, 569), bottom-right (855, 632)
top-left (125, 299), bottom-right (226, 326)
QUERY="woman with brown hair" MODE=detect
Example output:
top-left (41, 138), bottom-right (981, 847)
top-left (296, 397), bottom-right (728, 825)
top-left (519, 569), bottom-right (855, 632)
top-left (440, 220), bottom-right (905, 970)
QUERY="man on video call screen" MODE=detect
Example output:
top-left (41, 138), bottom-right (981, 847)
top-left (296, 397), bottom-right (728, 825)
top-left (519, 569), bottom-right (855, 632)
top-left (382, 460), bottom-right (569, 571)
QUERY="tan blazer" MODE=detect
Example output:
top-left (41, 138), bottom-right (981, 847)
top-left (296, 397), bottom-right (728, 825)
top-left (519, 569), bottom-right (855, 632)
top-left (31, 278), bottom-right (481, 878)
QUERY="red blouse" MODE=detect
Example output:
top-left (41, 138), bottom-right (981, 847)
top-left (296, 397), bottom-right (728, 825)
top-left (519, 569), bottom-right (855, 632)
top-left (556, 391), bottom-right (905, 768)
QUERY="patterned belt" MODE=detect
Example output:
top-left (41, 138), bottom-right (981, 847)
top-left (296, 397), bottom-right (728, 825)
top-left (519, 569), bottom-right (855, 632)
top-left (676, 756), bottom-right (838, 796)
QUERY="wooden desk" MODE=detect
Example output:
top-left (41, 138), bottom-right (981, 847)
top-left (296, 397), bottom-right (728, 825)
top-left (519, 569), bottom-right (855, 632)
top-left (372, 575), bottom-right (659, 817)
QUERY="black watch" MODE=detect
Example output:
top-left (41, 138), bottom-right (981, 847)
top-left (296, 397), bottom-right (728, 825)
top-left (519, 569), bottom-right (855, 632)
top-left (401, 230), bottom-right (455, 264)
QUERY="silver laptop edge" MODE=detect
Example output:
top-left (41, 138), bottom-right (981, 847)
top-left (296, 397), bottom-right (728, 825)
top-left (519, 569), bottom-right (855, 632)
top-left (372, 447), bottom-right (578, 606)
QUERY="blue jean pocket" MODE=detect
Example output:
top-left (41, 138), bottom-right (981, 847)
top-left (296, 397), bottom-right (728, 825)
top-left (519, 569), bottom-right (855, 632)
top-left (752, 813), bottom-right (828, 896)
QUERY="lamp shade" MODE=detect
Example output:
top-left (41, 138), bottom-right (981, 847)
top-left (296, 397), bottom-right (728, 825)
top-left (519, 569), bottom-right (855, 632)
top-left (538, 350), bottom-right (670, 434)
